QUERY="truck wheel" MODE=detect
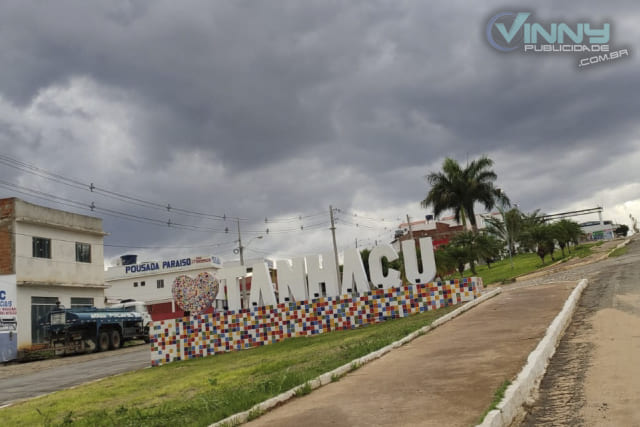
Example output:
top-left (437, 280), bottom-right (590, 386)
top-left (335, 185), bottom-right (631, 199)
top-left (110, 330), bottom-right (122, 349)
top-left (98, 331), bottom-right (110, 352)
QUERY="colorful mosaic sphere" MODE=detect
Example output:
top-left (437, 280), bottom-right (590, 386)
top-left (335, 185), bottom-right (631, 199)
top-left (171, 272), bottom-right (220, 314)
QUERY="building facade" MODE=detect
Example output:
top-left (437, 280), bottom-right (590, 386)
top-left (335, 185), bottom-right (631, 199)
top-left (0, 198), bottom-right (106, 348)
top-left (104, 255), bottom-right (224, 320)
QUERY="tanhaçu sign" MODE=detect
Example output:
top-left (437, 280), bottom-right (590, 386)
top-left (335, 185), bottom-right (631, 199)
top-left (216, 237), bottom-right (436, 312)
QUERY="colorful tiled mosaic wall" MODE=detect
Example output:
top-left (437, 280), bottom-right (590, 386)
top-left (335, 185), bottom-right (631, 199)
top-left (150, 278), bottom-right (483, 366)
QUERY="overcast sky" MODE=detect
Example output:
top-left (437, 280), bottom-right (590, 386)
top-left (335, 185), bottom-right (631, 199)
top-left (0, 0), bottom-right (638, 266)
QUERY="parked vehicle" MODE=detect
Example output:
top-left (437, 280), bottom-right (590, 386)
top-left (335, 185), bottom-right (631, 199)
top-left (46, 307), bottom-right (146, 355)
top-left (107, 300), bottom-right (152, 340)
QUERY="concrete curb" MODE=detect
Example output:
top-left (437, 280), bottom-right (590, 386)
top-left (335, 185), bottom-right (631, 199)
top-left (210, 287), bottom-right (503, 427)
top-left (478, 278), bottom-right (588, 427)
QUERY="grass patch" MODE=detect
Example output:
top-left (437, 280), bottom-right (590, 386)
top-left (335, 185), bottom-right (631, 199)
top-left (294, 382), bottom-right (312, 397)
top-left (1, 305), bottom-right (458, 426)
top-left (477, 379), bottom-right (511, 423)
top-left (608, 246), bottom-right (628, 258)
top-left (246, 407), bottom-right (264, 421)
top-left (454, 244), bottom-right (597, 286)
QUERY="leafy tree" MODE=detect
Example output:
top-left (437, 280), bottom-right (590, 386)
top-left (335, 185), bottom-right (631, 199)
top-left (484, 206), bottom-right (523, 256)
top-left (450, 231), bottom-right (482, 274)
top-left (553, 220), bottom-right (582, 255)
top-left (434, 247), bottom-right (456, 279)
top-left (517, 210), bottom-right (547, 253)
top-left (520, 223), bottom-right (556, 264)
top-left (438, 244), bottom-right (472, 277)
top-left (475, 233), bottom-right (503, 268)
top-left (615, 224), bottom-right (629, 237)
top-left (421, 156), bottom-right (510, 232)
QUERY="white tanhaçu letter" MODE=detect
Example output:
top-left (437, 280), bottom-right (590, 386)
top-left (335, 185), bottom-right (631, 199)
top-left (249, 262), bottom-right (278, 308)
top-left (368, 244), bottom-right (401, 290)
top-left (217, 265), bottom-right (247, 312)
top-left (341, 247), bottom-right (370, 294)
top-left (276, 258), bottom-right (308, 302)
top-left (402, 237), bottom-right (437, 284)
top-left (305, 252), bottom-right (340, 299)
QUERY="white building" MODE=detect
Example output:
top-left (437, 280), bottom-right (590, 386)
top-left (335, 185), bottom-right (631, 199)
top-left (579, 220), bottom-right (616, 241)
top-left (0, 198), bottom-right (106, 348)
top-left (105, 254), bottom-right (224, 319)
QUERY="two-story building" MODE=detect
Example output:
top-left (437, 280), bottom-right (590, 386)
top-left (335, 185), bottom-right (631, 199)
top-left (0, 197), bottom-right (106, 348)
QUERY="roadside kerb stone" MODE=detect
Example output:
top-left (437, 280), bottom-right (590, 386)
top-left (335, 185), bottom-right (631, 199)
top-left (478, 278), bottom-right (588, 427)
top-left (211, 287), bottom-right (503, 427)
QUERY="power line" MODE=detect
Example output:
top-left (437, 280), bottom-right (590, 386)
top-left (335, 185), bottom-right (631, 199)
top-left (0, 154), bottom-right (333, 225)
top-left (0, 179), bottom-right (333, 237)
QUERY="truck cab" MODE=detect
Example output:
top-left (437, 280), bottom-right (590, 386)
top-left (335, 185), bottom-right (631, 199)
top-left (107, 300), bottom-right (152, 339)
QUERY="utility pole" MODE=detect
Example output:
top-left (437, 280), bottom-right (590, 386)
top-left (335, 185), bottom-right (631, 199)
top-left (406, 214), bottom-right (414, 243)
top-left (237, 218), bottom-right (247, 309)
top-left (329, 205), bottom-right (342, 291)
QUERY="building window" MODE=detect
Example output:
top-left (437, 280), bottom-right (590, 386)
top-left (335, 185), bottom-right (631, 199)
top-left (157, 279), bottom-right (164, 289)
top-left (133, 282), bottom-right (138, 287)
top-left (32, 237), bottom-right (51, 259)
top-left (141, 281), bottom-right (145, 287)
top-left (71, 297), bottom-right (94, 308)
top-left (75, 242), bottom-right (91, 263)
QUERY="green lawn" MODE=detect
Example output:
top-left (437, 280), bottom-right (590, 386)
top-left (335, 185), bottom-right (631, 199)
top-left (452, 243), bottom-right (597, 285)
top-left (1, 305), bottom-right (458, 427)
top-left (608, 246), bottom-right (628, 257)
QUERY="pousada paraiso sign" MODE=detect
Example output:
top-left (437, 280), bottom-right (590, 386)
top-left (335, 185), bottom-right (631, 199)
top-left (216, 237), bottom-right (436, 311)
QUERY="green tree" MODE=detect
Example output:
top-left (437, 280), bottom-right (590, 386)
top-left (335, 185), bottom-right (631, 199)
top-left (421, 156), bottom-right (510, 232)
top-left (484, 207), bottom-right (523, 256)
top-left (439, 244), bottom-right (472, 277)
top-left (615, 224), bottom-right (629, 237)
top-left (518, 210), bottom-right (546, 253)
top-left (520, 223), bottom-right (556, 264)
top-left (434, 247), bottom-right (456, 279)
top-left (475, 233), bottom-right (503, 268)
top-left (450, 231), bottom-right (481, 274)
top-left (553, 220), bottom-right (582, 255)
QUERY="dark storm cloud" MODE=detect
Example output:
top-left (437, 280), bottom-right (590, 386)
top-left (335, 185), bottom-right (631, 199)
top-left (0, 0), bottom-right (638, 260)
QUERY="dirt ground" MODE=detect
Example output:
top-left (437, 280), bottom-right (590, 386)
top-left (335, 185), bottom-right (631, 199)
top-left (521, 237), bottom-right (640, 426)
top-left (246, 282), bottom-right (576, 427)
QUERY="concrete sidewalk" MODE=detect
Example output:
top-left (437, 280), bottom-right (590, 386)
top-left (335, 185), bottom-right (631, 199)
top-left (246, 281), bottom-right (577, 427)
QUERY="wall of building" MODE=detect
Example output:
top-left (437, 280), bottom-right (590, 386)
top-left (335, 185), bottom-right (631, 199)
top-left (105, 256), bottom-right (222, 304)
top-left (150, 278), bottom-right (483, 366)
top-left (16, 284), bottom-right (105, 347)
top-left (0, 199), bottom-right (16, 275)
top-left (14, 221), bottom-right (104, 286)
top-left (0, 198), bottom-right (107, 349)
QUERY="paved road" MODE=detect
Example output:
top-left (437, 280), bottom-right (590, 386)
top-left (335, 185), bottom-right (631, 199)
top-left (0, 344), bottom-right (150, 406)
top-left (521, 238), bottom-right (640, 426)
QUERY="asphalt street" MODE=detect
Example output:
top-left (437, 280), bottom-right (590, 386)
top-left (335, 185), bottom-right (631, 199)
top-left (0, 344), bottom-right (150, 407)
top-left (522, 238), bottom-right (640, 425)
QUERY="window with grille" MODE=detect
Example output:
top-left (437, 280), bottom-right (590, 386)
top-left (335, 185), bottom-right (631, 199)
top-left (32, 237), bottom-right (51, 259)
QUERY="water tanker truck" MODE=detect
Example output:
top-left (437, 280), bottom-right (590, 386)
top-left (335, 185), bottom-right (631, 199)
top-left (46, 307), bottom-right (147, 355)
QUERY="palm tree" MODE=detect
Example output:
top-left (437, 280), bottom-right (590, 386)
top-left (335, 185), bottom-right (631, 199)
top-left (484, 206), bottom-right (523, 256)
top-left (421, 156), bottom-right (510, 232)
